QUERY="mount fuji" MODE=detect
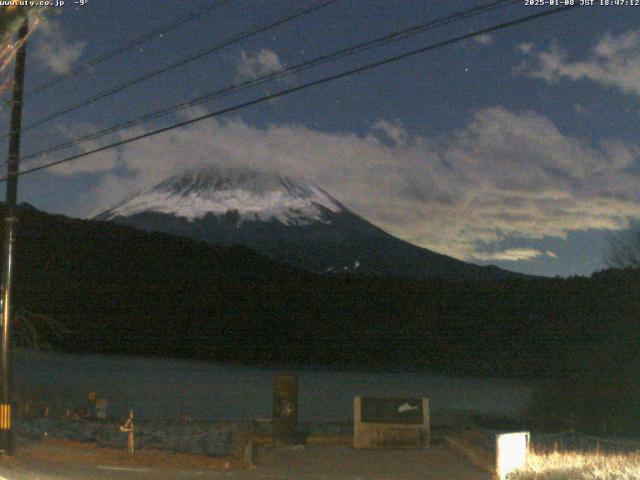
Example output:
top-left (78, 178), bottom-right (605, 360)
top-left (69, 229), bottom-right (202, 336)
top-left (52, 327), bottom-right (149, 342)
top-left (94, 165), bottom-right (516, 280)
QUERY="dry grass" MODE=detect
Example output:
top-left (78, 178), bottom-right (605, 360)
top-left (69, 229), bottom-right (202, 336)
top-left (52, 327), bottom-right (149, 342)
top-left (510, 450), bottom-right (640, 480)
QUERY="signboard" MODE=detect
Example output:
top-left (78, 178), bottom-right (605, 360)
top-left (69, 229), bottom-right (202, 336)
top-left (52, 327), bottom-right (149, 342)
top-left (360, 397), bottom-right (424, 424)
top-left (354, 396), bottom-right (429, 449)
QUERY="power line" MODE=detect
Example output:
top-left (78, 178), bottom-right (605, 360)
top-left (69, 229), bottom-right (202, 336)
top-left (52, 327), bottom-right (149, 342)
top-left (21, 0), bottom-right (520, 164)
top-left (10, 0), bottom-right (341, 138)
top-left (25, 0), bottom-right (234, 98)
top-left (2, 5), bottom-right (577, 182)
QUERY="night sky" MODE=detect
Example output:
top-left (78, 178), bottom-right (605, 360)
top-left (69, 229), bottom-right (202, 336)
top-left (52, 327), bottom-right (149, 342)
top-left (0, 0), bottom-right (638, 277)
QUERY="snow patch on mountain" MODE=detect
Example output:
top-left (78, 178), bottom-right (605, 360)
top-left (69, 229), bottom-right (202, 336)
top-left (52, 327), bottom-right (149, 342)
top-left (95, 166), bottom-right (343, 226)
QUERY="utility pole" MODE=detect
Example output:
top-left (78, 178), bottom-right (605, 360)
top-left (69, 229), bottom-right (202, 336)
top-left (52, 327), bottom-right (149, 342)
top-left (0, 13), bottom-right (29, 455)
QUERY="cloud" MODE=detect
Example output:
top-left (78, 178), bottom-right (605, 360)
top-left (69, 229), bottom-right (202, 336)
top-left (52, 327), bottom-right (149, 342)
top-left (24, 121), bottom-right (121, 177)
top-left (371, 120), bottom-right (408, 147)
top-left (517, 42), bottom-right (534, 55)
top-left (474, 33), bottom-right (493, 46)
top-left (518, 30), bottom-right (640, 98)
top-left (50, 106), bottom-right (640, 262)
top-left (471, 248), bottom-right (553, 262)
top-left (236, 49), bottom-right (284, 81)
top-left (32, 18), bottom-right (86, 76)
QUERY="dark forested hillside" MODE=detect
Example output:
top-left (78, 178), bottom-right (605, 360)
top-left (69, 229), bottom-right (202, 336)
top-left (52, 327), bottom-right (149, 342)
top-left (4, 204), bottom-right (640, 380)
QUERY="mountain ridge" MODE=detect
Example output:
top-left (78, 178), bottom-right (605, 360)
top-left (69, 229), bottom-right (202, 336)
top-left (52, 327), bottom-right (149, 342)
top-left (94, 165), bottom-right (344, 226)
top-left (95, 164), bottom-right (520, 280)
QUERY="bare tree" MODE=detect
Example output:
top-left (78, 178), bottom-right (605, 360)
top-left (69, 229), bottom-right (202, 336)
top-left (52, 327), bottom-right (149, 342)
top-left (607, 227), bottom-right (640, 269)
top-left (13, 310), bottom-right (71, 350)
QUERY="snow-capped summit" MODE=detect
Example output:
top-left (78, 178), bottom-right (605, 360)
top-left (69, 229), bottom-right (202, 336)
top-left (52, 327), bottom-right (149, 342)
top-left (95, 164), bottom-right (518, 280)
top-left (95, 165), bottom-right (343, 226)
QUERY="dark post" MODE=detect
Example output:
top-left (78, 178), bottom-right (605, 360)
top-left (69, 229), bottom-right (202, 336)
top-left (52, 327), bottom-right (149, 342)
top-left (273, 373), bottom-right (298, 445)
top-left (0, 14), bottom-right (29, 455)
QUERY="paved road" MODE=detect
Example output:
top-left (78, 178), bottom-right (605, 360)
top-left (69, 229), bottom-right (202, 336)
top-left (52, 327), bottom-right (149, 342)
top-left (0, 443), bottom-right (491, 480)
